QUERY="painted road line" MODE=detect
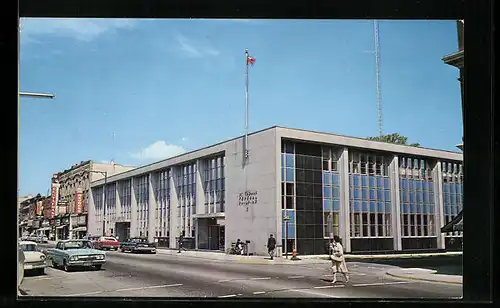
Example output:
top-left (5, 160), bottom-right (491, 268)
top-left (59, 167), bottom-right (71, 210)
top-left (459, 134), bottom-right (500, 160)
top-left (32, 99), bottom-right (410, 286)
top-left (288, 276), bottom-right (305, 279)
top-left (352, 281), bottom-right (411, 287)
top-left (218, 294), bottom-right (238, 298)
top-left (26, 277), bottom-right (56, 281)
top-left (250, 277), bottom-right (272, 280)
top-left (290, 289), bottom-right (340, 298)
top-left (114, 284), bottom-right (183, 292)
top-left (386, 272), bottom-right (462, 285)
top-left (253, 291), bottom-right (266, 295)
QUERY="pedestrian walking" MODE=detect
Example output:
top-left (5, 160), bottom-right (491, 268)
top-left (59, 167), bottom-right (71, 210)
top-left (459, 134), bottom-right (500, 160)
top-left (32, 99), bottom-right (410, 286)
top-left (267, 234), bottom-right (276, 260)
top-left (178, 231), bottom-right (187, 253)
top-left (329, 235), bottom-right (349, 284)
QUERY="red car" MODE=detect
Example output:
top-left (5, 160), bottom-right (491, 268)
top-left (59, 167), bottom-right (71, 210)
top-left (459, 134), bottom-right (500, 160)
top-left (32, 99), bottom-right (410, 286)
top-left (94, 236), bottom-right (120, 250)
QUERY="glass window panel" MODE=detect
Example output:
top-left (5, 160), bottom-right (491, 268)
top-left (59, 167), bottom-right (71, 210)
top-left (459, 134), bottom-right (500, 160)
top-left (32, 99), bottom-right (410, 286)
top-left (353, 175), bottom-right (360, 187)
top-left (369, 176), bottom-right (376, 187)
top-left (385, 202), bottom-right (392, 213)
top-left (362, 189), bottom-right (368, 200)
top-left (361, 175), bottom-right (368, 187)
top-left (369, 202), bottom-right (376, 213)
top-left (322, 199), bottom-right (332, 212)
top-left (401, 179), bottom-right (407, 189)
top-left (402, 203), bottom-right (408, 213)
top-left (354, 201), bottom-right (361, 212)
top-left (410, 203), bottom-right (416, 213)
top-left (385, 190), bottom-right (391, 201)
top-left (401, 192), bottom-right (408, 202)
top-left (416, 181), bottom-right (422, 190)
top-left (377, 202), bottom-right (384, 212)
top-left (423, 204), bottom-right (428, 213)
top-left (286, 154), bottom-right (295, 168)
top-left (377, 190), bottom-right (384, 200)
top-left (429, 192), bottom-right (434, 202)
top-left (286, 168), bottom-right (294, 182)
top-left (417, 204), bottom-right (423, 213)
top-left (377, 176), bottom-right (384, 188)
top-left (362, 202), bottom-right (369, 212)
top-left (332, 186), bottom-right (340, 198)
top-left (384, 178), bottom-right (390, 189)
top-left (369, 189), bottom-right (376, 200)
top-left (450, 183), bottom-right (456, 194)
top-left (323, 172), bottom-right (331, 185)
top-left (323, 186), bottom-right (332, 198)
top-left (354, 188), bottom-right (361, 199)
top-left (443, 184), bottom-right (449, 193)
top-left (281, 168), bottom-right (284, 182)
top-left (416, 193), bottom-right (422, 203)
top-left (423, 192), bottom-right (429, 203)
top-left (333, 200), bottom-right (340, 211)
top-left (332, 173), bottom-right (340, 185)
top-left (409, 193), bottom-right (415, 203)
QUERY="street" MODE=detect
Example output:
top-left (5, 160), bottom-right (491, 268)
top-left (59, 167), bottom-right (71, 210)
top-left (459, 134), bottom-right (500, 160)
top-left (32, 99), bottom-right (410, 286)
top-left (20, 249), bottom-right (462, 298)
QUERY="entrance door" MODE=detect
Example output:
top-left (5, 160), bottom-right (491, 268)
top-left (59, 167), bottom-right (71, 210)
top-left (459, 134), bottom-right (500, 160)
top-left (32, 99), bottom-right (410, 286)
top-left (219, 226), bottom-right (225, 251)
top-left (208, 225), bottom-right (220, 251)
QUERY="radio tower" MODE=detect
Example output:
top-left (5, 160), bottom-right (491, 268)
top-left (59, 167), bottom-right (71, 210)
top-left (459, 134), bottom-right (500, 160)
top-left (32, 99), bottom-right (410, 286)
top-left (374, 20), bottom-right (383, 137)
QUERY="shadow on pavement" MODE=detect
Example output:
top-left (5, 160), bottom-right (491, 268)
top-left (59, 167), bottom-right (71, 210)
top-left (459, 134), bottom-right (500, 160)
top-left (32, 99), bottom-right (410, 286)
top-left (357, 255), bottom-right (463, 276)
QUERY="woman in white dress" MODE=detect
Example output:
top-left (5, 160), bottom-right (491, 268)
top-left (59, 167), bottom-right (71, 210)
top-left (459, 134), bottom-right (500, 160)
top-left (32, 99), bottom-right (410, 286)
top-left (330, 235), bottom-right (349, 284)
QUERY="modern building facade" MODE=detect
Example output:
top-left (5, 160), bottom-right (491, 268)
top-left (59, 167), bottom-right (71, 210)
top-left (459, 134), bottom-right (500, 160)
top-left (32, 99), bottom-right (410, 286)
top-left (89, 126), bottom-right (463, 256)
top-left (47, 160), bottom-right (136, 240)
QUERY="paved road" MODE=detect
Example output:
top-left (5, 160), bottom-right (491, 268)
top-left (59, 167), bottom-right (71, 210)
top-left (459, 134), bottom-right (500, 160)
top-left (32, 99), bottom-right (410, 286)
top-left (21, 250), bottom-right (462, 298)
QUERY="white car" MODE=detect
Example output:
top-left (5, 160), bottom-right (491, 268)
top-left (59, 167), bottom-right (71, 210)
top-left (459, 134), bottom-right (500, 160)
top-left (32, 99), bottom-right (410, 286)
top-left (19, 241), bottom-right (47, 275)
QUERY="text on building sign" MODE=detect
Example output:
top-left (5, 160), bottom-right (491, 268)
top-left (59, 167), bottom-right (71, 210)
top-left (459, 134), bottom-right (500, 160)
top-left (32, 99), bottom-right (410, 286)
top-left (238, 190), bottom-right (258, 206)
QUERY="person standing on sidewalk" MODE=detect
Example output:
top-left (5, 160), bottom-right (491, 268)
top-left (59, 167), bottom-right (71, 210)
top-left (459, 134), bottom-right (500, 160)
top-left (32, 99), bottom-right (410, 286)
top-left (330, 235), bottom-right (349, 284)
top-left (178, 231), bottom-right (187, 253)
top-left (267, 234), bottom-right (276, 260)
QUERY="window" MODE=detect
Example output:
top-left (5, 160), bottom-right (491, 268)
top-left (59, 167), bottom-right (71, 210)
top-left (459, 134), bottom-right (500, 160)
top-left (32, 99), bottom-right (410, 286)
top-left (204, 156), bottom-right (225, 214)
top-left (349, 150), bottom-right (392, 238)
top-left (441, 161), bottom-right (463, 237)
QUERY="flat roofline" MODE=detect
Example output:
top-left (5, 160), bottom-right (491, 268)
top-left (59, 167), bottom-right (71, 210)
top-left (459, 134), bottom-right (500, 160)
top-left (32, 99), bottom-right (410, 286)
top-left (276, 126), bottom-right (463, 155)
top-left (91, 125), bottom-right (461, 187)
top-left (91, 126), bottom-right (279, 185)
top-left (442, 50), bottom-right (464, 65)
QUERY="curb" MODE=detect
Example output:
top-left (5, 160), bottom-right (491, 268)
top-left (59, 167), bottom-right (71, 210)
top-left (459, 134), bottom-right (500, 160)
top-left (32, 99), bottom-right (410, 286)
top-left (385, 271), bottom-right (462, 285)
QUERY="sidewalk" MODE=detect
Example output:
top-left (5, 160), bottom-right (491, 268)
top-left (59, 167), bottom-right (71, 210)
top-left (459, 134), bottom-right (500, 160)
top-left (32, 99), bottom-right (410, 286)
top-left (305, 251), bottom-right (462, 261)
top-left (156, 248), bottom-right (329, 265)
top-left (386, 267), bottom-right (462, 285)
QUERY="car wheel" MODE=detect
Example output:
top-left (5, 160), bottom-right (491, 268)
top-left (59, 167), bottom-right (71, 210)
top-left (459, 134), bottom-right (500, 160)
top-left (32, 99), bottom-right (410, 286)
top-left (94, 264), bottom-right (102, 271)
top-left (63, 260), bottom-right (70, 272)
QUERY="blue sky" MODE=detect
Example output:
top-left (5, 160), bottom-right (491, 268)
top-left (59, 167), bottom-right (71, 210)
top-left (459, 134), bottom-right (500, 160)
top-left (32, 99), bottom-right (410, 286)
top-left (19, 18), bottom-right (462, 196)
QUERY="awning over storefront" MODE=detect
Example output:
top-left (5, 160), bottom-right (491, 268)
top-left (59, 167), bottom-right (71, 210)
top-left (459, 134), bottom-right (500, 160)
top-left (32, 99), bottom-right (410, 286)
top-left (72, 227), bottom-right (87, 232)
top-left (56, 225), bottom-right (68, 230)
top-left (38, 227), bottom-right (51, 231)
top-left (441, 210), bottom-right (463, 233)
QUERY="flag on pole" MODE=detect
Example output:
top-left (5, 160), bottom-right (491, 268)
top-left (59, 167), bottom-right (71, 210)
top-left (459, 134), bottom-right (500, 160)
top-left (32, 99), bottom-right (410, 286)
top-left (245, 49), bottom-right (255, 66)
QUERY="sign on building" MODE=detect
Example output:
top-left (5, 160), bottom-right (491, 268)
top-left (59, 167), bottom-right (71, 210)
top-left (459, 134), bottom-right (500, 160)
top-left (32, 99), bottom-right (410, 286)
top-left (77, 215), bottom-right (86, 226)
top-left (50, 183), bottom-right (60, 219)
top-left (75, 189), bottom-right (84, 215)
top-left (238, 190), bottom-right (258, 206)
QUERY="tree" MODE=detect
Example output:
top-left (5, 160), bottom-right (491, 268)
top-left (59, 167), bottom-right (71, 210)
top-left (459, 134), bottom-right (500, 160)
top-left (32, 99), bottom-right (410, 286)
top-left (367, 133), bottom-right (421, 147)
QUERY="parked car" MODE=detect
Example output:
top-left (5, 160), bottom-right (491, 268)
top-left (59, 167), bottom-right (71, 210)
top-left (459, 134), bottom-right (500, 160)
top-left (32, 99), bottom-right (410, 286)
top-left (19, 241), bottom-right (47, 275)
top-left (85, 235), bottom-right (101, 247)
top-left (120, 237), bottom-right (157, 254)
top-left (94, 236), bottom-right (120, 250)
top-left (45, 240), bottom-right (106, 272)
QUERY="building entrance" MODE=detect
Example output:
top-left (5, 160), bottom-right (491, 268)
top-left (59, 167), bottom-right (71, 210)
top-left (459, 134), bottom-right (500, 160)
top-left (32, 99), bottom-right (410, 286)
top-left (196, 217), bottom-right (225, 251)
top-left (115, 222), bottom-right (131, 241)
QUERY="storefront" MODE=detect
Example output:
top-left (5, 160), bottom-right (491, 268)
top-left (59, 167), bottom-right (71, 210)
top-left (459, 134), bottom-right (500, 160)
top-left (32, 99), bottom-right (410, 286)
top-left (70, 214), bottom-right (87, 239)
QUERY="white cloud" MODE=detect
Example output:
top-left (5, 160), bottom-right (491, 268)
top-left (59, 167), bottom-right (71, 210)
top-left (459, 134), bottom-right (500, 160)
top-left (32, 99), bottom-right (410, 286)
top-left (176, 33), bottom-right (220, 58)
top-left (131, 141), bottom-right (186, 161)
top-left (20, 18), bottom-right (136, 43)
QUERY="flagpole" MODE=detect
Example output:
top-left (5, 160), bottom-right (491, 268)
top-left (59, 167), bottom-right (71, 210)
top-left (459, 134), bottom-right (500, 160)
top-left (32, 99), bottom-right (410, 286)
top-left (245, 49), bottom-right (249, 161)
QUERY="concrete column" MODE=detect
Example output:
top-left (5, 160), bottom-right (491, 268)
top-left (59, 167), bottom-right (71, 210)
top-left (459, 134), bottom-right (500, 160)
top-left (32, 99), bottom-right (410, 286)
top-left (275, 134), bottom-right (283, 257)
top-left (169, 167), bottom-right (179, 248)
top-left (115, 182), bottom-right (122, 223)
top-left (390, 155), bottom-right (402, 251)
top-left (339, 148), bottom-right (351, 253)
top-left (434, 161), bottom-right (446, 249)
top-left (195, 160), bottom-right (205, 249)
top-left (130, 177), bottom-right (138, 238)
top-left (148, 173), bottom-right (157, 243)
top-left (87, 187), bottom-right (96, 236)
top-left (102, 186), bottom-right (106, 236)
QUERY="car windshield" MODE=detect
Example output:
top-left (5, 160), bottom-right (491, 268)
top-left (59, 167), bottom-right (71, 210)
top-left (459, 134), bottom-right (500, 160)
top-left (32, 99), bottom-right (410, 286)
top-left (64, 241), bottom-right (93, 249)
top-left (21, 244), bottom-right (37, 252)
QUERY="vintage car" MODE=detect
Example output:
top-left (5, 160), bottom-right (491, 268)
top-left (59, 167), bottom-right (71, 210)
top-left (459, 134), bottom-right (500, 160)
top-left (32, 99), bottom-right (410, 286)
top-left (94, 236), bottom-right (120, 251)
top-left (19, 241), bottom-right (47, 275)
top-left (120, 237), bottom-right (156, 254)
top-left (45, 239), bottom-right (106, 272)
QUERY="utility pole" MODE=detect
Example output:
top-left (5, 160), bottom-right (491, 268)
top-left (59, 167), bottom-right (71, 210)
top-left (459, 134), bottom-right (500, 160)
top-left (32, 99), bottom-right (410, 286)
top-left (374, 20), bottom-right (383, 137)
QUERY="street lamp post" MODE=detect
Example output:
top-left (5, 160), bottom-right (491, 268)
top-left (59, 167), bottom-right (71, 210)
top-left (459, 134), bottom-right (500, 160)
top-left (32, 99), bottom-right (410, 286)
top-left (19, 92), bottom-right (55, 99)
top-left (86, 170), bottom-right (108, 236)
top-left (283, 215), bottom-right (290, 259)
